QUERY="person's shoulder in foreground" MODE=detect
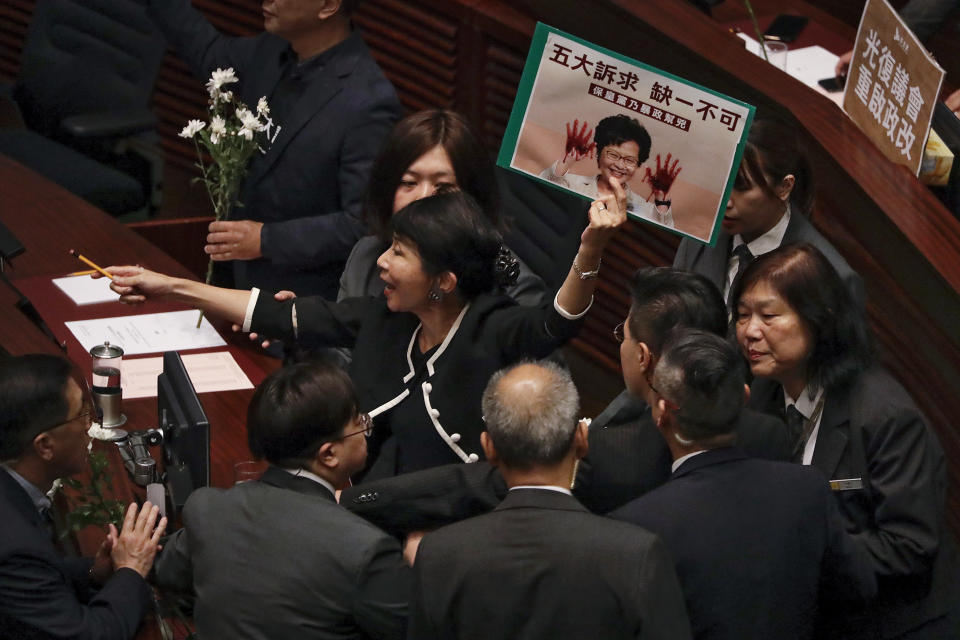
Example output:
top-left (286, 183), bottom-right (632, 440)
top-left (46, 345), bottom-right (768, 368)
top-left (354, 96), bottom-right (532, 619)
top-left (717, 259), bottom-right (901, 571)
top-left (0, 354), bottom-right (164, 640)
top-left (407, 360), bottom-right (691, 640)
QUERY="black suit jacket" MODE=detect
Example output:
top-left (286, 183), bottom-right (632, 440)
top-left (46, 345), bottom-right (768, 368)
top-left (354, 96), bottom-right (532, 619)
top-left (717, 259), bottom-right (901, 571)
top-left (0, 468), bottom-right (150, 640)
top-left (252, 292), bottom-right (583, 477)
top-left (146, 0), bottom-right (402, 298)
top-left (611, 448), bottom-right (876, 640)
top-left (673, 211), bottom-right (866, 308)
top-left (409, 488), bottom-right (691, 640)
top-left (576, 390), bottom-right (792, 513)
top-left (154, 466), bottom-right (410, 640)
top-left (749, 369), bottom-right (959, 639)
top-left (342, 393), bottom-right (790, 532)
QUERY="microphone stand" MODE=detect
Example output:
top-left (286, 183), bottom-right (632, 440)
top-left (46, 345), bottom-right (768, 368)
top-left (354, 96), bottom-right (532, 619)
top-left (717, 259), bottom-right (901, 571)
top-left (0, 251), bottom-right (68, 353)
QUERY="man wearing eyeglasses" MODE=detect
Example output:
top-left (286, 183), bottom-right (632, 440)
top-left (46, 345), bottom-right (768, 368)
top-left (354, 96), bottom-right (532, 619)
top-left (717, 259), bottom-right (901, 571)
top-left (0, 353), bottom-right (166, 640)
top-left (153, 360), bottom-right (410, 640)
top-left (539, 114), bottom-right (678, 228)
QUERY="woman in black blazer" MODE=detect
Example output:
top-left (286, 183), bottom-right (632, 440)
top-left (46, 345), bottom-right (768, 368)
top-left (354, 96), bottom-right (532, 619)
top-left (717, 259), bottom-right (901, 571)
top-left (105, 189), bottom-right (626, 478)
top-left (732, 243), bottom-right (956, 639)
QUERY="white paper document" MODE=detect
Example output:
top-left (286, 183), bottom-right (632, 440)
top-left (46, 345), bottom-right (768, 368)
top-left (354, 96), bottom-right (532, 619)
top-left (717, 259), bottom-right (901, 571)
top-left (53, 275), bottom-right (120, 306)
top-left (737, 34), bottom-right (843, 106)
top-left (120, 351), bottom-right (253, 399)
top-left (65, 310), bottom-right (226, 356)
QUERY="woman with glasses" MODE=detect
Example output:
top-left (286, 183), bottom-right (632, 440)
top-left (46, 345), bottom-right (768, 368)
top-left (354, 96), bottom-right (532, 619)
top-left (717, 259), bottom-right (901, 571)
top-left (539, 113), bottom-right (678, 227)
top-left (104, 188), bottom-right (625, 479)
top-left (732, 244), bottom-right (956, 639)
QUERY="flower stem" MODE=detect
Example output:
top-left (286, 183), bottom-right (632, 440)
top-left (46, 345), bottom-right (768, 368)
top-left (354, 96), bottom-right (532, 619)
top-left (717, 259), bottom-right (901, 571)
top-left (743, 1), bottom-right (769, 62)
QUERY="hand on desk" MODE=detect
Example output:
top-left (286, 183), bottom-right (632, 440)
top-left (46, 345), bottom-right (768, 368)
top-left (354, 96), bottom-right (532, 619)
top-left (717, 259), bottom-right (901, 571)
top-left (206, 220), bottom-right (263, 261)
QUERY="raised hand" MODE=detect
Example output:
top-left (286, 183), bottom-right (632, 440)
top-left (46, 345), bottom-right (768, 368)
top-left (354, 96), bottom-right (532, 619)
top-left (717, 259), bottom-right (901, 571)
top-left (581, 176), bottom-right (627, 251)
top-left (643, 153), bottom-right (682, 199)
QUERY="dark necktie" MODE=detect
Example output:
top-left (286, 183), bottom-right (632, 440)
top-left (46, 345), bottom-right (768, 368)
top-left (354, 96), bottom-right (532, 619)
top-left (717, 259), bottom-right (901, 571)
top-left (785, 405), bottom-right (807, 462)
top-left (38, 505), bottom-right (57, 543)
top-left (727, 243), bottom-right (754, 308)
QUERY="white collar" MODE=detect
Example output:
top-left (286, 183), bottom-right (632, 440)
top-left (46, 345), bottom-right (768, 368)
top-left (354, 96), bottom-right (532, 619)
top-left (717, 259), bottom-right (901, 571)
top-left (671, 449), bottom-right (707, 473)
top-left (280, 467), bottom-right (337, 496)
top-left (509, 485), bottom-right (573, 496)
top-left (783, 383), bottom-right (824, 419)
top-left (732, 203), bottom-right (791, 257)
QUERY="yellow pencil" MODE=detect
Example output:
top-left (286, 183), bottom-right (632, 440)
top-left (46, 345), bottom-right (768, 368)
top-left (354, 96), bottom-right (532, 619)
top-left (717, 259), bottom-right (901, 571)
top-left (68, 250), bottom-right (113, 280)
top-left (68, 269), bottom-right (98, 277)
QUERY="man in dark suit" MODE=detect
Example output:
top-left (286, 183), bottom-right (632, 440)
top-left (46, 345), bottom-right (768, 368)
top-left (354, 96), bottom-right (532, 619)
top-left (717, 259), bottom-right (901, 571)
top-left (342, 268), bottom-right (791, 529)
top-left (575, 266), bottom-right (791, 513)
top-left (408, 361), bottom-right (691, 640)
top-left (0, 354), bottom-right (165, 639)
top-left (611, 329), bottom-right (877, 640)
top-left (153, 361), bottom-right (410, 639)
top-left (146, 0), bottom-right (402, 298)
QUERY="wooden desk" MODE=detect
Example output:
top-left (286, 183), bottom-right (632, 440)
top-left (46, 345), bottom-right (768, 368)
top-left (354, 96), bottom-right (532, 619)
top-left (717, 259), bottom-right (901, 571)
top-left (0, 154), bottom-right (278, 637)
top-left (0, 153), bottom-right (278, 485)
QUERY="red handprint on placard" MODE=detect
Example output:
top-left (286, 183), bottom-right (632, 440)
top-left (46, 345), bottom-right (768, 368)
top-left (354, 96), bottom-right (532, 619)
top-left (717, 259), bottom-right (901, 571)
top-left (643, 153), bottom-right (682, 198)
top-left (563, 119), bottom-right (596, 163)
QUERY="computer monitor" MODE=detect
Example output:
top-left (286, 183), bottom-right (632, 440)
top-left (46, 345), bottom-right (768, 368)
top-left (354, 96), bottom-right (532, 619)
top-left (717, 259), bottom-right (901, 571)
top-left (157, 350), bottom-right (209, 512)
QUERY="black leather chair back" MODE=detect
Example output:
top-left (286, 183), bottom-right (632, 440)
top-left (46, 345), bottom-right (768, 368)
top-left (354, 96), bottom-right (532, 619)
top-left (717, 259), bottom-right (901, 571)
top-left (497, 167), bottom-right (588, 290)
top-left (13, 0), bottom-right (166, 137)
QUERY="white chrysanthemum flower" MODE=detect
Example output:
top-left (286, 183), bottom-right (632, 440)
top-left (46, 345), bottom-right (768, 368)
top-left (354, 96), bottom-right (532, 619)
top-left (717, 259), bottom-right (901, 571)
top-left (257, 96), bottom-right (270, 116)
top-left (220, 90), bottom-right (233, 103)
top-left (238, 126), bottom-right (255, 140)
top-left (178, 119), bottom-right (206, 138)
top-left (206, 67), bottom-right (238, 93)
top-left (209, 115), bottom-right (227, 144)
top-left (236, 108), bottom-right (264, 132)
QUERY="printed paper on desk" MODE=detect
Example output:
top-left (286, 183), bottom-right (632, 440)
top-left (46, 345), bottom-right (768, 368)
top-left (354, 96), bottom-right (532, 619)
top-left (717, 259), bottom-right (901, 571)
top-left (121, 351), bottom-right (253, 399)
top-left (53, 275), bottom-right (120, 306)
top-left (498, 23), bottom-right (755, 246)
top-left (65, 310), bottom-right (226, 356)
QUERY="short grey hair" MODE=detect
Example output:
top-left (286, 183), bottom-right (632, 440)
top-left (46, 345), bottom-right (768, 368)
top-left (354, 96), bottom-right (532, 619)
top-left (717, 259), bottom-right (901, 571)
top-left (481, 360), bottom-right (580, 469)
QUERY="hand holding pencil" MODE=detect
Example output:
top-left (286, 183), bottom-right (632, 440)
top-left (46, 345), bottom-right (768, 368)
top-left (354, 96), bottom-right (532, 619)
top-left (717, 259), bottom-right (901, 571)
top-left (90, 264), bottom-right (176, 306)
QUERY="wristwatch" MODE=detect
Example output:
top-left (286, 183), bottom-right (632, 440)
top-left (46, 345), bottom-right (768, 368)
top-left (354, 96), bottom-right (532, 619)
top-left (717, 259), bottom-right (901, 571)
top-left (573, 258), bottom-right (601, 280)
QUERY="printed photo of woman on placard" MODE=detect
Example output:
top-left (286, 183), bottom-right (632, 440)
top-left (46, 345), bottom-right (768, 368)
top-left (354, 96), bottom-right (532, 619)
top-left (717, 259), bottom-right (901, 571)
top-left (538, 115), bottom-right (682, 228)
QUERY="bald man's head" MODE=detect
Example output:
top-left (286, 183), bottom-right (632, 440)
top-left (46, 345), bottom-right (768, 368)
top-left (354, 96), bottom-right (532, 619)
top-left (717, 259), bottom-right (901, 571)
top-left (481, 360), bottom-right (580, 470)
